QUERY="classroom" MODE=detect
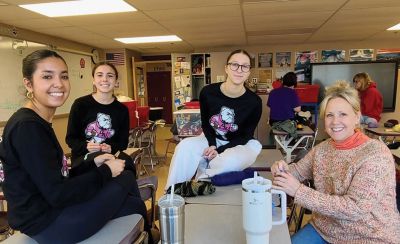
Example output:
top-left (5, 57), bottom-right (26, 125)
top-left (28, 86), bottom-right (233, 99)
top-left (0, 0), bottom-right (399, 243)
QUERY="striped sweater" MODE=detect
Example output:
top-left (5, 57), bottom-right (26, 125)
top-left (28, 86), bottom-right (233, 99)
top-left (290, 138), bottom-right (400, 244)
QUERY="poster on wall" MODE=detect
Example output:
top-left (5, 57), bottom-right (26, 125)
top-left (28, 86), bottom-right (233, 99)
top-left (258, 53), bottom-right (273, 68)
top-left (275, 52), bottom-right (291, 67)
top-left (349, 49), bottom-right (374, 61)
top-left (295, 51), bottom-right (318, 82)
top-left (259, 69), bottom-right (272, 83)
top-left (275, 67), bottom-right (292, 80)
top-left (321, 50), bottom-right (345, 62)
top-left (376, 49), bottom-right (400, 66)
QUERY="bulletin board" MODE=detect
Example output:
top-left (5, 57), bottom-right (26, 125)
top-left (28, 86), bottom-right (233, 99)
top-left (0, 35), bottom-right (93, 122)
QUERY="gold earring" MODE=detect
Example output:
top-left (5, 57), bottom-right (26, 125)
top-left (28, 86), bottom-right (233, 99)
top-left (26, 91), bottom-right (34, 99)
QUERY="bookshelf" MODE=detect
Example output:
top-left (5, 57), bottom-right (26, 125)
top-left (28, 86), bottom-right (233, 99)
top-left (191, 53), bottom-right (211, 99)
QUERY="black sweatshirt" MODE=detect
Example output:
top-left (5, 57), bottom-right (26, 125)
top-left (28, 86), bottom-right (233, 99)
top-left (66, 95), bottom-right (129, 163)
top-left (199, 82), bottom-right (262, 153)
top-left (0, 108), bottom-right (112, 235)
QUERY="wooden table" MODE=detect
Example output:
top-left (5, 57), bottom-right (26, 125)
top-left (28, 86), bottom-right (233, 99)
top-left (273, 126), bottom-right (315, 163)
top-left (364, 127), bottom-right (400, 143)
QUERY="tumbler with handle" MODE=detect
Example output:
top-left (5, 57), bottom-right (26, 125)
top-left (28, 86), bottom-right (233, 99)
top-left (242, 174), bottom-right (286, 244)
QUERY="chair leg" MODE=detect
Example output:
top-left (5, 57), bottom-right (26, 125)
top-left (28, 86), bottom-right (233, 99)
top-left (146, 148), bottom-right (155, 171)
top-left (295, 206), bottom-right (307, 232)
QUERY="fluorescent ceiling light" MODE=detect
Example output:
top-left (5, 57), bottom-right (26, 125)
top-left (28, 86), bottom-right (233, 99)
top-left (115, 35), bottom-right (182, 44)
top-left (387, 23), bottom-right (400, 31)
top-left (19, 0), bottom-right (136, 17)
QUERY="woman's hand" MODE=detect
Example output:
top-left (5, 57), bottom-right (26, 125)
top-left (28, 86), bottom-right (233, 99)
top-left (87, 141), bottom-right (101, 153)
top-left (94, 153), bottom-right (115, 167)
top-left (203, 146), bottom-right (218, 160)
top-left (272, 171), bottom-right (301, 197)
top-left (271, 160), bottom-right (289, 177)
top-left (103, 159), bottom-right (125, 177)
top-left (100, 143), bottom-right (112, 153)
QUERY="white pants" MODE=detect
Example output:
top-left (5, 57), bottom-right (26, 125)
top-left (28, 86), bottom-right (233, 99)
top-left (165, 134), bottom-right (262, 190)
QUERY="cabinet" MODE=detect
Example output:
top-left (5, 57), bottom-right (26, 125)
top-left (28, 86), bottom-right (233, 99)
top-left (191, 53), bottom-right (211, 100)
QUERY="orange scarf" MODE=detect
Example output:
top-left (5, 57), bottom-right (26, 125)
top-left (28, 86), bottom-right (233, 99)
top-left (332, 130), bottom-right (369, 150)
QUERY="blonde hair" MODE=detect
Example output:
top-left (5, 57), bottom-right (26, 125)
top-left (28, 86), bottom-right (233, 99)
top-left (353, 72), bottom-right (372, 91)
top-left (319, 80), bottom-right (360, 118)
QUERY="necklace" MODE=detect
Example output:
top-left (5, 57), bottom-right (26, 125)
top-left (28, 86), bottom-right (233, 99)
top-left (221, 82), bottom-right (245, 98)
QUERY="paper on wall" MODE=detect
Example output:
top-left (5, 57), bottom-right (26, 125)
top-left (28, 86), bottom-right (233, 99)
top-left (174, 76), bottom-right (181, 88)
top-left (181, 62), bottom-right (190, 69)
top-left (181, 75), bottom-right (190, 87)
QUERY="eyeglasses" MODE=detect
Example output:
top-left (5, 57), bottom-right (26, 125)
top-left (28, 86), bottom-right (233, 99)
top-left (227, 62), bottom-right (251, 72)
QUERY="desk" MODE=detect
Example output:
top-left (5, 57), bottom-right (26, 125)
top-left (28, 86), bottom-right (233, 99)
top-left (250, 149), bottom-right (284, 170)
top-left (184, 171), bottom-right (273, 206)
top-left (149, 107), bottom-right (163, 121)
top-left (183, 171), bottom-right (290, 244)
top-left (364, 127), bottom-right (400, 143)
top-left (273, 126), bottom-right (315, 163)
top-left (185, 204), bottom-right (290, 244)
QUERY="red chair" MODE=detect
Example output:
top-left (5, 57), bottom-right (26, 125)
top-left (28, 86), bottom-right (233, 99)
top-left (137, 106), bottom-right (150, 128)
top-left (122, 100), bottom-right (138, 129)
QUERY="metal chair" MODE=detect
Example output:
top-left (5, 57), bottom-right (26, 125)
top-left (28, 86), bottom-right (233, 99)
top-left (0, 194), bottom-right (13, 242)
top-left (137, 176), bottom-right (158, 229)
top-left (139, 119), bottom-right (166, 171)
top-left (164, 136), bottom-right (180, 163)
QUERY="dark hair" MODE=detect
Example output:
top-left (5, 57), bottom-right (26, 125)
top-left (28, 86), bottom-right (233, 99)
top-left (92, 61), bottom-right (118, 80)
top-left (22, 49), bottom-right (66, 81)
top-left (226, 49), bottom-right (252, 66)
top-left (282, 72), bottom-right (297, 87)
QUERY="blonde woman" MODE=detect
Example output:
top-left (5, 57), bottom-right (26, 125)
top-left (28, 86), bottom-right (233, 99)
top-left (272, 81), bottom-right (399, 243)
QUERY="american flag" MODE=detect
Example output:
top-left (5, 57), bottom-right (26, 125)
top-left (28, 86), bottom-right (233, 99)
top-left (106, 52), bottom-right (125, 65)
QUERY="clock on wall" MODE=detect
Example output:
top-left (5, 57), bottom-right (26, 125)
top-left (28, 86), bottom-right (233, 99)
top-left (91, 48), bottom-right (100, 64)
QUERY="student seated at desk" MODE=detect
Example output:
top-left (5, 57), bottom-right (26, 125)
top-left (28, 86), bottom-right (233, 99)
top-left (0, 50), bottom-right (152, 243)
top-left (272, 81), bottom-right (400, 244)
top-left (165, 49), bottom-right (262, 190)
top-left (353, 72), bottom-right (383, 128)
top-left (267, 72), bottom-right (301, 126)
top-left (66, 61), bottom-right (135, 175)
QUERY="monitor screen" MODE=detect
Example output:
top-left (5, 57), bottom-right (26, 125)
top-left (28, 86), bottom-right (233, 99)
top-left (311, 61), bottom-right (398, 112)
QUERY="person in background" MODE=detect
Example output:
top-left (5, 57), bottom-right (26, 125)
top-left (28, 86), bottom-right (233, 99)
top-left (66, 61), bottom-right (135, 175)
top-left (0, 50), bottom-right (152, 243)
top-left (353, 72), bottom-right (383, 127)
top-left (165, 49), bottom-right (262, 190)
top-left (267, 71), bottom-right (301, 125)
top-left (272, 81), bottom-right (399, 244)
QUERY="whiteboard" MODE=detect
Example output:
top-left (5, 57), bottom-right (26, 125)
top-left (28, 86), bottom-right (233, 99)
top-left (0, 36), bottom-right (93, 122)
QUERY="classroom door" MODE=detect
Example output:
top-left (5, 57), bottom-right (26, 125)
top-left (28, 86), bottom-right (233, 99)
top-left (146, 71), bottom-right (172, 124)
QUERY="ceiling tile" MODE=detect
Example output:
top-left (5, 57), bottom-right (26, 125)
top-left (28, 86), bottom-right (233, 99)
top-left (146, 5), bottom-right (241, 21)
top-left (0, 5), bottom-right (44, 20)
top-left (126, 0), bottom-right (238, 11)
top-left (2, 18), bottom-right (69, 29)
top-left (55, 12), bottom-right (151, 26)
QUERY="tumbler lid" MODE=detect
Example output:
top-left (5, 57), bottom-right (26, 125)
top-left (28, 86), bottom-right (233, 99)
top-left (242, 177), bottom-right (272, 193)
